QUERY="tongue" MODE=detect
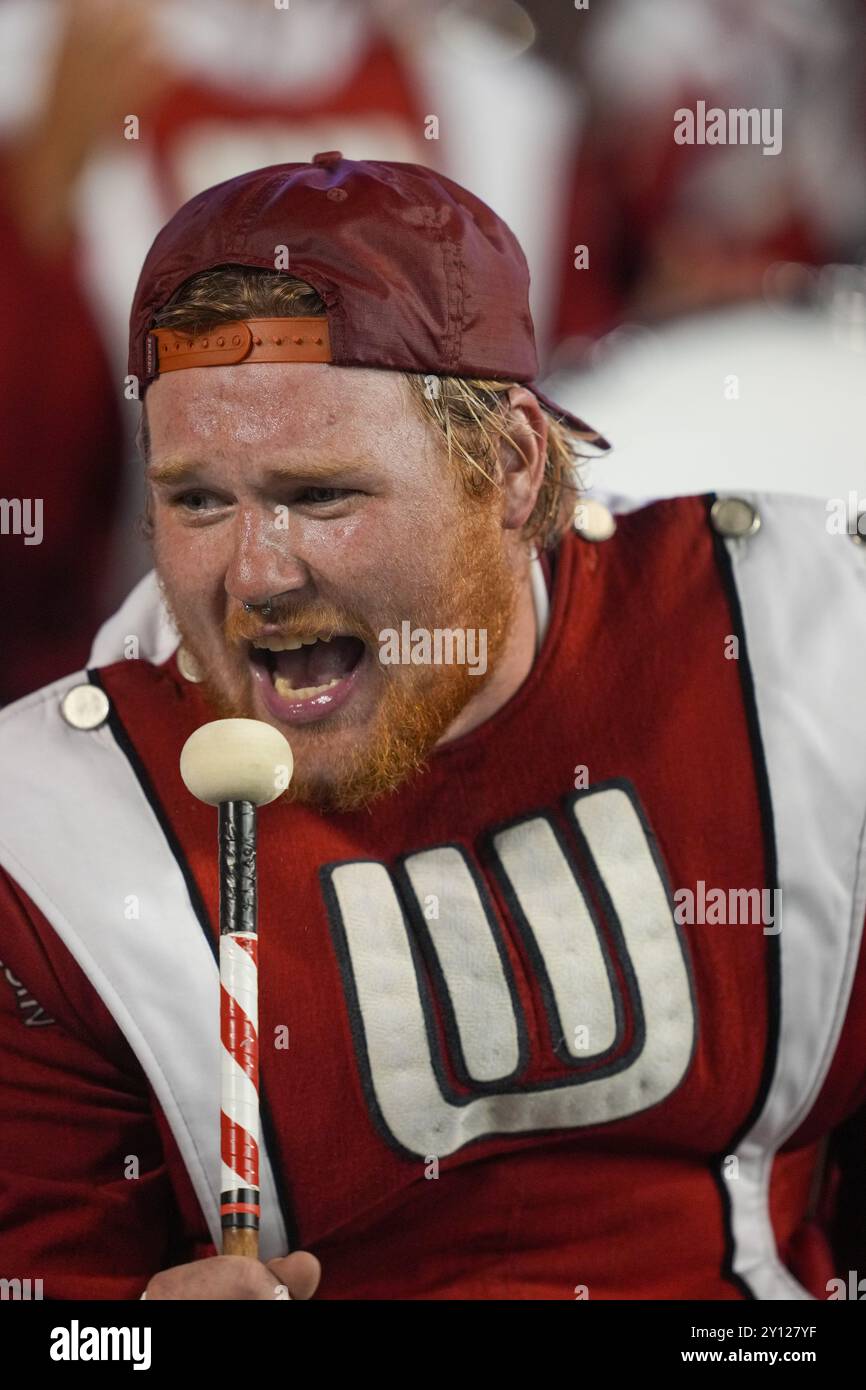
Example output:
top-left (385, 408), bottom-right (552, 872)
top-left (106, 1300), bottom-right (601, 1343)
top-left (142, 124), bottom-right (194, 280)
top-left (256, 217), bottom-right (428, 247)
top-left (273, 636), bottom-right (362, 689)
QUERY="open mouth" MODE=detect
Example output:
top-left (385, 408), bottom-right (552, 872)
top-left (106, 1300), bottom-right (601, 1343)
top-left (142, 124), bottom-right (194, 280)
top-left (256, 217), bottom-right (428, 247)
top-left (248, 631), bottom-right (367, 724)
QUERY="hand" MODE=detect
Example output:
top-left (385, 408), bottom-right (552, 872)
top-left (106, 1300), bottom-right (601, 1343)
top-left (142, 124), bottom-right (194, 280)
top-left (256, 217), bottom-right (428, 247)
top-left (3, 0), bottom-right (174, 253)
top-left (142, 1251), bottom-right (322, 1301)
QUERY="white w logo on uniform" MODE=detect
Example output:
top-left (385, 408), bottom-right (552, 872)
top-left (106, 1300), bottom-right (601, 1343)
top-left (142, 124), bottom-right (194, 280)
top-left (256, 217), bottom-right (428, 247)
top-left (322, 782), bottom-right (695, 1158)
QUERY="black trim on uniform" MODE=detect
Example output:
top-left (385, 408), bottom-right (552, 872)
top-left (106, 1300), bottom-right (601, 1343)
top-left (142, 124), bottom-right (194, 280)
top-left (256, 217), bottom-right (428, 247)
top-left (703, 497), bottom-right (783, 1301)
top-left (87, 667), bottom-right (300, 1253)
top-left (88, 668), bottom-right (217, 962)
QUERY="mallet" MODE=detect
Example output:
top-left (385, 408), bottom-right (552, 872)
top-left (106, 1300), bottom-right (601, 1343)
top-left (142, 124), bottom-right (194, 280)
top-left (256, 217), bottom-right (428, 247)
top-left (180, 718), bottom-right (293, 1258)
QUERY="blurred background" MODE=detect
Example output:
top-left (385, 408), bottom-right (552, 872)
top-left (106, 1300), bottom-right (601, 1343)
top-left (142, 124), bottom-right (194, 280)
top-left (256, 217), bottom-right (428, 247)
top-left (0, 0), bottom-right (863, 703)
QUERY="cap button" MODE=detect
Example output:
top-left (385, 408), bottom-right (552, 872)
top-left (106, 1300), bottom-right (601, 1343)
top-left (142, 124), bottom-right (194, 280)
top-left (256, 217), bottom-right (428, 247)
top-left (312, 150), bottom-right (343, 167)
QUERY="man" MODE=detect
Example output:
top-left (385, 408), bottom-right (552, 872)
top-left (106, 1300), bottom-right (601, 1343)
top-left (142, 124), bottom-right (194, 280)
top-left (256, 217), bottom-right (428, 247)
top-left (1, 154), bottom-right (865, 1301)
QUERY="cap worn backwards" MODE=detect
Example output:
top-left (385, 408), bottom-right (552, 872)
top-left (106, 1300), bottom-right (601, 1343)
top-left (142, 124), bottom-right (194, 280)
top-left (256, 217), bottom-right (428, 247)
top-left (129, 151), bottom-right (607, 445)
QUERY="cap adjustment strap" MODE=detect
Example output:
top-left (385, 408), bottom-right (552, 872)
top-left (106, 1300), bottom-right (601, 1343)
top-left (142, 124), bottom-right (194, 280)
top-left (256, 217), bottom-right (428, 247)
top-left (147, 317), bottom-right (332, 377)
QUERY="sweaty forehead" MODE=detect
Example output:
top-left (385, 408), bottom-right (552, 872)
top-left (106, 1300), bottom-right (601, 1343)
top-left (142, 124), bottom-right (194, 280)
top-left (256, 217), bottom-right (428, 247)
top-left (145, 361), bottom-right (415, 456)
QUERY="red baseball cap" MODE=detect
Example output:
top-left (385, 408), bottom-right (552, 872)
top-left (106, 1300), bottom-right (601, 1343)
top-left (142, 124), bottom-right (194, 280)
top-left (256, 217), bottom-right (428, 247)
top-left (129, 151), bottom-right (607, 447)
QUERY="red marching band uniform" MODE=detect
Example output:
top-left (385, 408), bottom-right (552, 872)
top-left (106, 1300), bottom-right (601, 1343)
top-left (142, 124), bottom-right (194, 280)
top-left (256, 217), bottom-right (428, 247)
top-left (1, 491), bottom-right (865, 1300)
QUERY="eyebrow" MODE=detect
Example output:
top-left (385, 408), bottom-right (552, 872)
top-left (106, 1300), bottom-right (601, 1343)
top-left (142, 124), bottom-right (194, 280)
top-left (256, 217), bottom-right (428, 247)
top-left (146, 456), bottom-right (368, 486)
top-left (146, 458), bottom-right (202, 485)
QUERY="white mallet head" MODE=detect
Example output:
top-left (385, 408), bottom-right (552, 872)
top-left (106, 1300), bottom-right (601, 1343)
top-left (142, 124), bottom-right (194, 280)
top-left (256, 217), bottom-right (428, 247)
top-left (180, 719), bottom-right (293, 807)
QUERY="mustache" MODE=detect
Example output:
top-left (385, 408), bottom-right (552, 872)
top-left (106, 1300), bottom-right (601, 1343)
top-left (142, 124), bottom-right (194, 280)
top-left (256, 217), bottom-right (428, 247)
top-left (224, 601), bottom-right (378, 648)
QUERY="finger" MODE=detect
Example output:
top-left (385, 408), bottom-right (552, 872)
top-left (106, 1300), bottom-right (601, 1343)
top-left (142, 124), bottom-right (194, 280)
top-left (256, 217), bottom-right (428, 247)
top-left (266, 1251), bottom-right (322, 1301)
top-left (147, 1254), bottom-right (290, 1301)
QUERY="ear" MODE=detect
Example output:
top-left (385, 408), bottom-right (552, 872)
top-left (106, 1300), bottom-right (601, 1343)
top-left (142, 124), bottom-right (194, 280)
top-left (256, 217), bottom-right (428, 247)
top-left (498, 386), bottom-right (549, 533)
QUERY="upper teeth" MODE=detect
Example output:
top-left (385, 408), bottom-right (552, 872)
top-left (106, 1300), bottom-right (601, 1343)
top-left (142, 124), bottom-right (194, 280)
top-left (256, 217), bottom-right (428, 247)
top-left (252, 634), bottom-right (333, 651)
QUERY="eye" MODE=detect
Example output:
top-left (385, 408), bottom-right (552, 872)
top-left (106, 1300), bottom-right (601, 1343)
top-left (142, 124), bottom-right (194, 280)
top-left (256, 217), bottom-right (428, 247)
top-left (172, 490), bottom-right (222, 513)
top-left (299, 487), bottom-right (353, 505)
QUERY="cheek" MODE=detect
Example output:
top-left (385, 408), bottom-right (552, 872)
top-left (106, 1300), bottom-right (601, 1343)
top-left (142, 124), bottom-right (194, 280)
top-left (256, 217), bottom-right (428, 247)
top-left (154, 503), bottom-right (228, 567)
top-left (302, 495), bottom-right (450, 591)
top-left (296, 511), bottom-right (389, 593)
top-left (152, 518), bottom-right (227, 617)
top-left (151, 526), bottom-right (179, 590)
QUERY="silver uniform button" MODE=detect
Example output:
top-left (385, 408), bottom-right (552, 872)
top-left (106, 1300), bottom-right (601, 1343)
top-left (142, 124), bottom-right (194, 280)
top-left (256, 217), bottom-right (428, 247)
top-left (177, 645), bottom-right (204, 683)
top-left (710, 496), bottom-right (761, 538)
top-left (61, 684), bottom-right (110, 730)
top-left (573, 498), bottom-right (617, 542)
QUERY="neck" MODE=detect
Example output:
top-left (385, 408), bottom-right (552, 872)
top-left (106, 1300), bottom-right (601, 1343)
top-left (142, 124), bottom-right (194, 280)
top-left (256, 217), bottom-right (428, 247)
top-left (436, 557), bottom-right (538, 746)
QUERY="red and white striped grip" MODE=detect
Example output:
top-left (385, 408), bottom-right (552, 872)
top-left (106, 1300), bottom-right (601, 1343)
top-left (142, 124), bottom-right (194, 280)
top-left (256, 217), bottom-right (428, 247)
top-left (220, 931), bottom-right (260, 1231)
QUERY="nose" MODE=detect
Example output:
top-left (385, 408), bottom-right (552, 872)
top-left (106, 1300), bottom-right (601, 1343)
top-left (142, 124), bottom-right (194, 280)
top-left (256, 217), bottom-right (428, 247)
top-left (225, 506), bottom-right (311, 611)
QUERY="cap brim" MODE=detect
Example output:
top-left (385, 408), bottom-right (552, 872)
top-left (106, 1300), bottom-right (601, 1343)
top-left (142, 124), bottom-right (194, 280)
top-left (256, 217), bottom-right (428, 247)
top-left (529, 385), bottom-right (610, 451)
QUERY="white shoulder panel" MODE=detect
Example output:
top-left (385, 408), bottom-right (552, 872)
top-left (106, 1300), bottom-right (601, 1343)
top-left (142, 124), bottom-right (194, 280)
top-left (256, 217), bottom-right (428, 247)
top-left (0, 673), bottom-right (289, 1261)
top-left (721, 492), bottom-right (866, 1298)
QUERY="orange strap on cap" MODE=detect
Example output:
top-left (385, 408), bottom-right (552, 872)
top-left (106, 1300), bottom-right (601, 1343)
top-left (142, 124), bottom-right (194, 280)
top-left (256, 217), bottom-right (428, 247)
top-left (147, 317), bottom-right (332, 376)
